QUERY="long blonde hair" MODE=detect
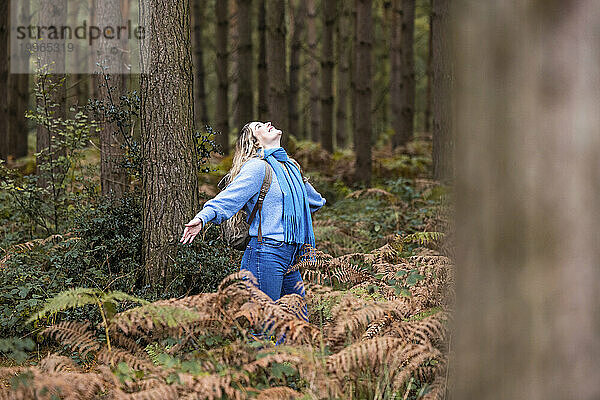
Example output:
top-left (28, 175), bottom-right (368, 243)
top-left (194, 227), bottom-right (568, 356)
top-left (229, 122), bottom-right (261, 180)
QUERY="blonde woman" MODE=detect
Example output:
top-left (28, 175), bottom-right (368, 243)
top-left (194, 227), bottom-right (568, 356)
top-left (180, 121), bottom-right (326, 310)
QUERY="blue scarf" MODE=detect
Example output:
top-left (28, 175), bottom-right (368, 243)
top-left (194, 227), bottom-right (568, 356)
top-left (261, 147), bottom-right (315, 247)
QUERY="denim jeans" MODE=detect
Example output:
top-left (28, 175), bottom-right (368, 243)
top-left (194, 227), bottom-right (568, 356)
top-left (241, 236), bottom-right (308, 328)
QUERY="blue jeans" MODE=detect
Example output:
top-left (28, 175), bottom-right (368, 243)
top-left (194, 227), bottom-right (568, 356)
top-left (241, 236), bottom-right (308, 322)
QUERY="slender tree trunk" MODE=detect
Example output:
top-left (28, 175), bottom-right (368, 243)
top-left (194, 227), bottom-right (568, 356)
top-left (288, 0), bottom-right (305, 139)
top-left (320, 0), bottom-right (335, 153)
top-left (389, 0), bottom-right (401, 147)
top-left (335, 0), bottom-right (351, 149)
top-left (354, 0), bottom-right (372, 186)
top-left (266, 0), bottom-right (288, 141)
top-left (139, 0), bottom-right (199, 288)
top-left (93, 0), bottom-right (129, 197)
top-left (257, 0), bottom-right (268, 120)
top-left (392, 0), bottom-right (415, 148)
top-left (193, 0), bottom-right (209, 128)
top-left (0, 0), bottom-right (8, 161)
top-left (424, 7), bottom-right (432, 134)
top-left (431, 0), bottom-right (452, 182)
top-left (229, 0), bottom-right (238, 130)
top-left (36, 0), bottom-right (67, 187)
top-left (452, 2), bottom-right (600, 399)
top-left (216, 0), bottom-right (229, 153)
top-left (236, 0), bottom-right (253, 128)
top-left (306, 0), bottom-right (320, 143)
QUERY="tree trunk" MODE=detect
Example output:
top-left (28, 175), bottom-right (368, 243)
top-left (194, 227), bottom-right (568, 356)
top-left (306, 0), bottom-right (320, 143)
top-left (353, 0), bottom-right (372, 186)
top-left (36, 0), bottom-right (67, 187)
top-left (236, 0), bottom-right (253, 128)
top-left (391, 0), bottom-right (415, 148)
top-left (0, 0), bottom-right (8, 161)
top-left (320, 0), bottom-right (335, 153)
top-left (452, 1), bottom-right (600, 399)
top-left (424, 7), bottom-right (432, 134)
top-left (266, 0), bottom-right (288, 142)
top-left (215, 0), bottom-right (229, 153)
top-left (192, 0), bottom-right (209, 128)
top-left (431, 0), bottom-right (452, 182)
top-left (139, 0), bottom-right (199, 288)
top-left (335, 0), bottom-right (351, 149)
top-left (257, 0), bottom-right (268, 120)
top-left (288, 0), bottom-right (305, 139)
top-left (93, 0), bottom-right (129, 198)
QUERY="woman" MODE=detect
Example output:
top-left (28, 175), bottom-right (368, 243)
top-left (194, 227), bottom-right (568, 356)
top-left (180, 121), bottom-right (326, 306)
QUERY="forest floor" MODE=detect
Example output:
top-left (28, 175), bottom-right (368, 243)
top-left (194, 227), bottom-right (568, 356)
top-left (0, 135), bottom-right (454, 399)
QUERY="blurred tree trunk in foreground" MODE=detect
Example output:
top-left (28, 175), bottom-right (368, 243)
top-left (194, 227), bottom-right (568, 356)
top-left (353, 0), bottom-right (372, 186)
top-left (0, 0), bottom-right (8, 161)
top-left (215, 0), bottom-right (229, 154)
top-left (431, 0), bottom-right (452, 182)
top-left (452, 1), bottom-right (600, 399)
top-left (139, 0), bottom-right (198, 288)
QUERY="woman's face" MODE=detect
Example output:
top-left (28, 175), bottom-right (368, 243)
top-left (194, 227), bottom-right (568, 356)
top-left (251, 121), bottom-right (282, 148)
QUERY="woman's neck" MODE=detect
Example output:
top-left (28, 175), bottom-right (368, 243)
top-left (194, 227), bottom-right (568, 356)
top-left (262, 141), bottom-right (281, 150)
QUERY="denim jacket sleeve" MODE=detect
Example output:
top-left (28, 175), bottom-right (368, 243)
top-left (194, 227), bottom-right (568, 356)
top-left (194, 158), bottom-right (266, 225)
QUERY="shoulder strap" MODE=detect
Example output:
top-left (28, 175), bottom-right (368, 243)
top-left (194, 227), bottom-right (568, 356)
top-left (247, 161), bottom-right (272, 229)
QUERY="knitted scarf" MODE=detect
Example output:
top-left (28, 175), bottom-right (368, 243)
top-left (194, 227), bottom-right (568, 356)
top-left (261, 147), bottom-right (315, 247)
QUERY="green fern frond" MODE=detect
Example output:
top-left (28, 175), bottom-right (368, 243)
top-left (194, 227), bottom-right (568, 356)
top-left (402, 232), bottom-right (445, 246)
top-left (28, 288), bottom-right (103, 323)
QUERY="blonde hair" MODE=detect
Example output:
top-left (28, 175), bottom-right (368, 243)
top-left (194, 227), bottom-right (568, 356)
top-left (229, 122), bottom-right (261, 179)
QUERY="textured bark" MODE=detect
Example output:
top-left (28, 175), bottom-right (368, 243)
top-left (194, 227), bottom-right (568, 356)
top-left (320, 0), bottom-right (335, 153)
top-left (353, 0), bottom-right (372, 186)
top-left (266, 0), bottom-right (288, 141)
top-left (139, 0), bottom-right (199, 288)
top-left (306, 0), bottom-right (320, 143)
top-left (192, 0), bottom-right (209, 127)
top-left (431, 0), bottom-right (452, 182)
top-left (452, 2), bottom-right (600, 399)
top-left (335, 0), bottom-right (351, 149)
top-left (257, 0), bottom-right (268, 120)
top-left (424, 8), bottom-right (432, 133)
top-left (93, 0), bottom-right (129, 197)
top-left (391, 0), bottom-right (415, 148)
top-left (0, 0), bottom-right (8, 161)
top-left (215, 0), bottom-right (229, 153)
top-left (36, 0), bottom-right (67, 187)
top-left (288, 0), bottom-right (305, 139)
top-left (236, 0), bottom-right (253, 127)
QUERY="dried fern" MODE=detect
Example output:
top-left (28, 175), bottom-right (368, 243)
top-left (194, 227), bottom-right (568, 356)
top-left (42, 321), bottom-right (101, 358)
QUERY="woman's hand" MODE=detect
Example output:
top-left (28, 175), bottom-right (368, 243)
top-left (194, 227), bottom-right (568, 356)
top-left (180, 218), bottom-right (203, 244)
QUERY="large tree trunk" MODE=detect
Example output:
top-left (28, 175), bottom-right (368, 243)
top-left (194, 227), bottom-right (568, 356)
top-left (192, 0), bottom-right (209, 128)
top-left (288, 0), bottom-right (305, 139)
top-left (0, 0), bottom-right (8, 161)
top-left (319, 0), bottom-right (335, 153)
top-left (266, 0), bottom-right (288, 141)
top-left (139, 0), bottom-right (199, 288)
top-left (391, 0), bottom-right (415, 148)
top-left (424, 7), bottom-right (432, 134)
top-left (93, 0), bottom-right (129, 198)
top-left (335, 0), bottom-right (351, 149)
top-left (452, 1), bottom-right (600, 399)
top-left (257, 0), bottom-right (268, 120)
top-left (236, 0), bottom-right (253, 128)
top-left (353, 0), bottom-right (372, 186)
top-left (306, 0), bottom-right (320, 143)
top-left (431, 0), bottom-right (452, 182)
top-left (215, 0), bottom-right (229, 153)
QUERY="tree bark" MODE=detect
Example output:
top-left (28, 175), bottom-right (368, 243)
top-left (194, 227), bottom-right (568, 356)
top-left (335, 0), bottom-right (351, 149)
top-left (215, 0), bottom-right (229, 154)
top-left (257, 0), bottom-right (268, 120)
top-left (424, 7), bottom-right (432, 134)
top-left (266, 0), bottom-right (288, 142)
top-left (431, 0), bottom-right (452, 182)
top-left (0, 0), bottom-right (8, 161)
top-left (288, 0), bottom-right (305, 139)
top-left (391, 0), bottom-right (415, 148)
top-left (320, 0), bottom-right (335, 153)
top-left (306, 0), bottom-right (320, 143)
top-left (353, 0), bottom-right (372, 186)
top-left (192, 0), bottom-right (209, 128)
top-left (139, 0), bottom-right (199, 288)
top-left (452, 1), bottom-right (600, 399)
top-left (236, 0), bottom-right (253, 128)
top-left (93, 0), bottom-right (129, 198)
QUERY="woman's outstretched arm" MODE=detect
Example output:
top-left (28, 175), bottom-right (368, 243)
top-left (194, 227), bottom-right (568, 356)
top-left (305, 181), bottom-right (326, 212)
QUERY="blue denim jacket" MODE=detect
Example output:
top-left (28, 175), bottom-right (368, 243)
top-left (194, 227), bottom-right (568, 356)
top-left (195, 157), bottom-right (326, 242)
